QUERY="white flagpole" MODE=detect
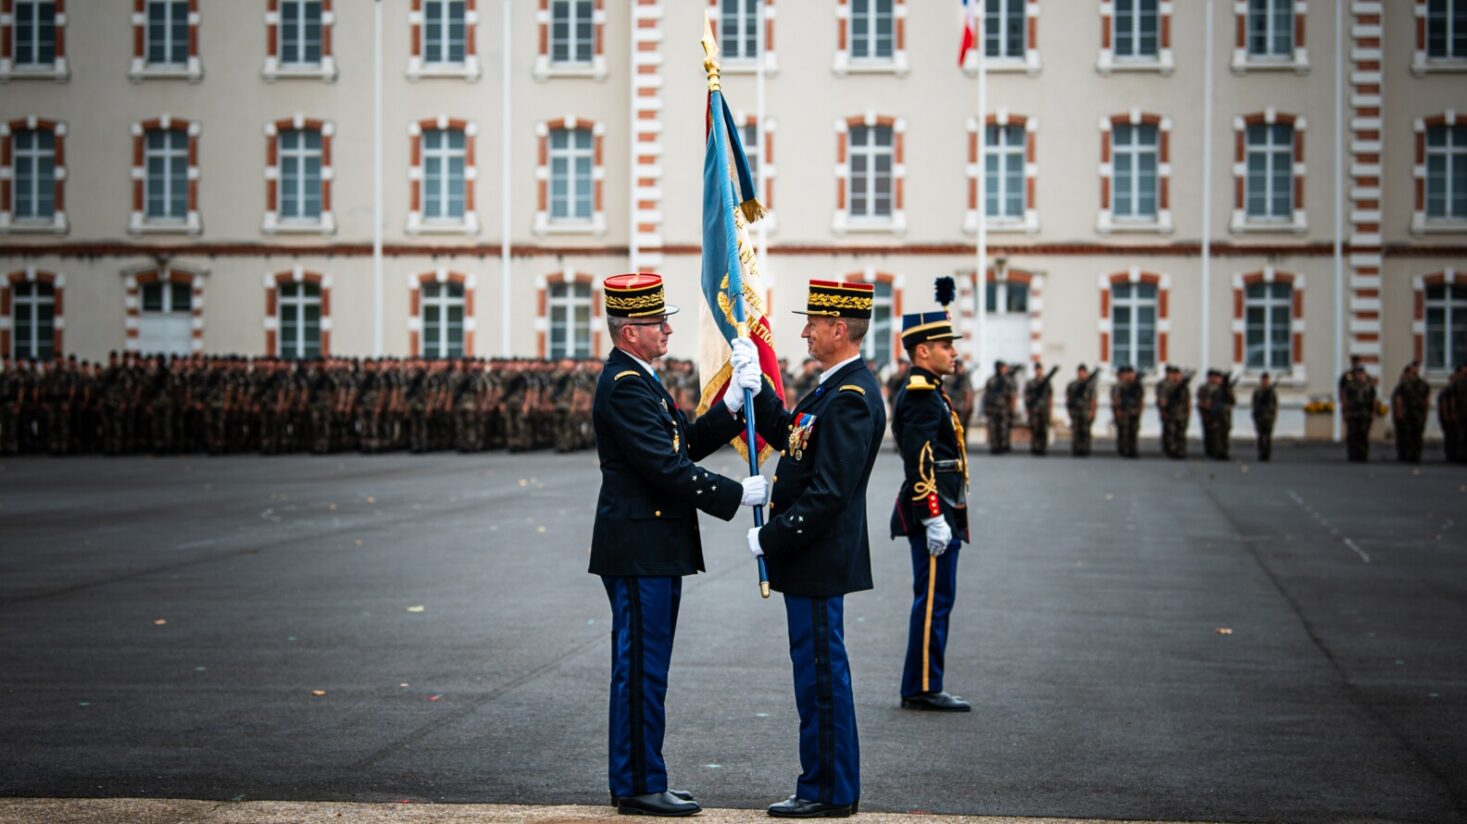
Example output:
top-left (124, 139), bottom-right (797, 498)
top-left (501, 0), bottom-right (512, 356)
top-left (372, 0), bottom-right (384, 357)
top-left (1200, 0), bottom-right (1214, 371)
top-left (755, 0), bottom-right (768, 276)
top-left (975, 1), bottom-right (987, 379)
top-left (1332, 2), bottom-right (1344, 442)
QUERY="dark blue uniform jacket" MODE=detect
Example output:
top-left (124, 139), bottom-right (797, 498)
top-left (889, 366), bottom-right (970, 541)
top-left (589, 347), bottom-right (746, 578)
top-left (747, 357), bottom-right (885, 598)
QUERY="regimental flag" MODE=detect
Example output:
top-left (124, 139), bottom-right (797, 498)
top-left (695, 76), bottom-right (784, 464)
top-left (958, 0), bottom-right (978, 67)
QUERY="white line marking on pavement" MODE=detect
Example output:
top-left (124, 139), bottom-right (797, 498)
top-left (1287, 489), bottom-right (1371, 564)
top-left (173, 538), bottom-right (219, 550)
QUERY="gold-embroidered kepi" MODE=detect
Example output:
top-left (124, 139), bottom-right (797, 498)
top-left (794, 279), bottom-right (875, 319)
top-left (603, 273), bottom-right (680, 318)
top-left (900, 311), bottom-right (962, 346)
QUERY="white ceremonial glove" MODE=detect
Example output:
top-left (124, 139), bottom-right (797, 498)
top-left (740, 475), bottom-right (770, 507)
top-left (733, 357), bottom-right (763, 395)
top-left (724, 385), bottom-right (747, 413)
top-left (729, 337), bottom-right (757, 370)
top-left (922, 515), bottom-right (952, 556)
top-left (747, 526), bottom-right (765, 557)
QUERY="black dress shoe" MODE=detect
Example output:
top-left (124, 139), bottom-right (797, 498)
top-left (612, 789), bottom-right (695, 806)
top-left (900, 691), bottom-right (971, 712)
top-left (616, 791), bottom-right (701, 817)
top-left (767, 795), bottom-right (857, 818)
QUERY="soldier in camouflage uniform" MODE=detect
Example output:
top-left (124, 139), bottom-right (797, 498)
top-left (1338, 359), bottom-right (1377, 463)
top-left (1110, 365), bottom-right (1143, 458)
top-left (1023, 363), bottom-right (1055, 456)
top-left (1441, 369), bottom-right (1462, 462)
top-left (453, 358), bottom-right (484, 453)
top-left (1156, 366), bottom-right (1191, 459)
top-left (1199, 371), bottom-right (1235, 461)
top-left (981, 360), bottom-right (1016, 454)
top-left (1065, 364), bottom-right (1099, 457)
top-left (1251, 372), bottom-right (1277, 462)
top-left (948, 359), bottom-right (975, 450)
top-left (1391, 361), bottom-right (1430, 463)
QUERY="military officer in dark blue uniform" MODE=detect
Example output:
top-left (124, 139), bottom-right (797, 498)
top-left (889, 309), bottom-right (972, 712)
top-left (589, 273), bottom-right (767, 817)
top-left (742, 279), bottom-right (886, 818)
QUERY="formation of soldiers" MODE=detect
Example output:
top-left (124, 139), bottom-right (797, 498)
top-left (0, 352), bottom-right (702, 457)
top-left (890, 357), bottom-right (1467, 465)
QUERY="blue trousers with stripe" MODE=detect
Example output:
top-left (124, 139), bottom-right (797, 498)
top-left (784, 594), bottom-right (860, 806)
top-left (900, 536), bottom-right (961, 698)
top-left (602, 575), bottom-right (680, 799)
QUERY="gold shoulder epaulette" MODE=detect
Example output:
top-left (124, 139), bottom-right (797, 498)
top-left (613, 370), bottom-right (640, 381)
top-left (906, 375), bottom-right (935, 390)
top-left (839, 384), bottom-right (866, 395)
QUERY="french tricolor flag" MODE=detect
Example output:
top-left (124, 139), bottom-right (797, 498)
top-left (958, 0), bottom-right (978, 67)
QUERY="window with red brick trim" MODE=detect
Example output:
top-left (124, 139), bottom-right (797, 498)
top-left (1231, 110), bottom-right (1307, 233)
top-left (835, 114), bottom-right (905, 235)
top-left (1413, 0), bottom-right (1467, 74)
top-left (1099, 270), bottom-right (1170, 369)
top-left (833, 0), bottom-right (906, 76)
top-left (130, 116), bottom-right (201, 235)
top-left (535, 0), bottom-right (606, 79)
top-left (264, 268), bottom-right (331, 358)
top-left (408, 270), bottom-right (476, 358)
top-left (963, 0), bottom-right (1039, 75)
top-left (1097, 0), bottom-right (1172, 75)
top-left (1, 268), bottom-right (61, 359)
top-left (1413, 271), bottom-right (1467, 373)
top-left (535, 271), bottom-right (603, 358)
top-left (130, 0), bottom-right (201, 82)
top-left (534, 117), bottom-right (606, 235)
top-left (263, 0), bottom-right (335, 81)
top-left (1412, 112), bottom-right (1467, 233)
top-left (706, 0), bottom-right (777, 73)
top-left (0, 116), bottom-right (66, 234)
top-left (407, 116), bottom-right (477, 235)
top-left (1098, 111), bottom-right (1172, 234)
top-left (124, 264), bottom-right (204, 355)
top-left (967, 112), bottom-right (1038, 235)
top-left (844, 271), bottom-right (901, 367)
top-left (734, 113), bottom-right (776, 219)
top-left (1231, 269), bottom-right (1305, 381)
top-left (0, 0), bottom-right (68, 80)
top-left (264, 116), bottom-right (334, 235)
top-left (408, 0), bottom-right (479, 80)
top-left (1232, 0), bottom-right (1308, 73)
top-left (953, 268), bottom-right (1045, 365)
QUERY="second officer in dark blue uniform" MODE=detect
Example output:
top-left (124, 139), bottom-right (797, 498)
top-left (743, 279), bottom-right (886, 818)
top-left (589, 273), bottom-right (767, 817)
top-left (889, 307), bottom-right (972, 712)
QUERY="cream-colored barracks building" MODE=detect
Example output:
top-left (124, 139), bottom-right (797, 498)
top-left (1, 0), bottom-right (1463, 441)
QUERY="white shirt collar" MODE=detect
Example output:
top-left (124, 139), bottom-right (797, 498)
top-left (817, 354), bottom-right (864, 386)
top-left (618, 347), bottom-right (659, 379)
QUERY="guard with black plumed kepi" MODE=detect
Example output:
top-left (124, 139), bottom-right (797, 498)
top-left (888, 278), bottom-right (973, 713)
top-left (741, 279), bottom-right (886, 818)
top-left (589, 273), bottom-right (767, 817)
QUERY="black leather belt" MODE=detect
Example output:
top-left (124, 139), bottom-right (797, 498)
top-left (934, 459), bottom-right (963, 472)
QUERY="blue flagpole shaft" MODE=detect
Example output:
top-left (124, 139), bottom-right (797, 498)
top-left (734, 316), bottom-right (771, 599)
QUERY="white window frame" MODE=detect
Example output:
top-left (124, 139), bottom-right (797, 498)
top-left (1233, 0), bottom-right (1308, 73)
top-left (1426, 124), bottom-right (1467, 221)
top-left (10, 278), bottom-right (56, 360)
top-left (264, 117), bottom-right (334, 235)
top-left (1414, 0), bottom-right (1467, 73)
top-left (1112, 123), bottom-right (1159, 222)
top-left (420, 280), bottom-right (466, 360)
top-left (1247, 0), bottom-right (1293, 58)
top-left (1427, 0), bottom-right (1467, 60)
top-left (279, 0), bottom-right (322, 68)
top-left (10, 127), bottom-right (55, 223)
top-left (984, 123), bottom-right (1026, 223)
top-left (423, 0), bottom-right (465, 65)
top-left (547, 281), bottom-right (593, 359)
top-left (129, 0), bottom-right (201, 81)
top-left (421, 128), bottom-right (466, 223)
top-left (144, 0), bottom-right (188, 68)
top-left (11, 0), bottom-right (59, 69)
top-left (1245, 122), bottom-right (1294, 221)
top-left (547, 126), bottom-right (593, 225)
top-left (144, 128), bottom-right (188, 224)
top-left (848, 124), bottom-right (893, 221)
top-left (1, 0), bottom-right (69, 81)
top-left (1110, 281), bottom-right (1158, 371)
top-left (1243, 281), bottom-right (1293, 372)
top-left (408, 0), bottom-right (480, 80)
top-left (1113, 0), bottom-right (1159, 61)
top-left (264, 0), bottom-right (336, 80)
top-left (849, 0), bottom-right (894, 63)
top-left (277, 280), bottom-right (322, 360)
top-left (278, 128), bottom-right (323, 224)
top-left (1423, 282), bottom-right (1467, 373)
top-left (535, 0), bottom-right (606, 79)
top-left (834, 0), bottom-right (907, 76)
top-left (549, 0), bottom-right (594, 66)
top-left (985, 0), bottom-right (1024, 60)
top-left (1097, 0), bottom-right (1173, 75)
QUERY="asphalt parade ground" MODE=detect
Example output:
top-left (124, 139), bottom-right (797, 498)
top-left (2, 442), bottom-right (1465, 824)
